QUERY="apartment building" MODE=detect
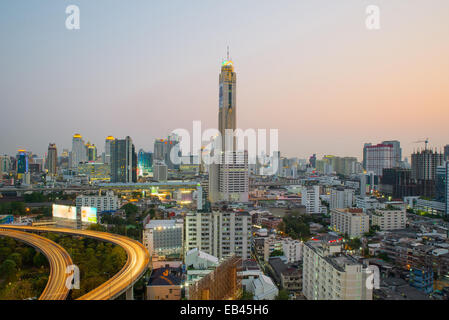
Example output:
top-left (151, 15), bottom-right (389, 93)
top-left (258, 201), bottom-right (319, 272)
top-left (370, 206), bottom-right (407, 231)
top-left (75, 191), bottom-right (119, 213)
top-left (185, 210), bottom-right (252, 260)
top-left (302, 240), bottom-right (373, 300)
top-left (330, 208), bottom-right (370, 238)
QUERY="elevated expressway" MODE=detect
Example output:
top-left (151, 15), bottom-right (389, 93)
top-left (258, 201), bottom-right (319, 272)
top-left (0, 228), bottom-right (73, 300)
top-left (0, 225), bottom-right (150, 300)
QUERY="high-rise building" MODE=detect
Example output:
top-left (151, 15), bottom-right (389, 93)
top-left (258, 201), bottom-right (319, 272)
top-left (110, 136), bottom-right (137, 183)
top-left (444, 145), bottom-right (449, 161)
top-left (435, 162), bottom-right (449, 215)
top-left (86, 142), bottom-right (97, 162)
top-left (46, 143), bottom-right (58, 176)
top-left (16, 149), bottom-right (28, 174)
top-left (365, 143), bottom-right (394, 176)
top-left (185, 210), bottom-right (252, 260)
top-left (218, 55), bottom-right (236, 145)
top-left (382, 140), bottom-right (402, 167)
top-left (380, 168), bottom-right (417, 198)
top-left (362, 143), bottom-right (372, 170)
top-left (153, 136), bottom-right (180, 170)
top-left (300, 185), bottom-right (323, 214)
top-left (330, 187), bottom-right (355, 209)
top-left (137, 149), bottom-right (153, 177)
top-left (153, 161), bottom-right (168, 181)
top-left (0, 155), bottom-right (11, 176)
top-left (302, 239), bottom-right (373, 300)
top-left (411, 149), bottom-right (444, 198)
top-left (104, 136), bottom-right (115, 165)
top-left (70, 133), bottom-right (87, 168)
top-left (209, 55), bottom-right (249, 203)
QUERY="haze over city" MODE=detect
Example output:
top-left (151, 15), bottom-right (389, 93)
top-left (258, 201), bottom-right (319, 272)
top-left (1, 0), bottom-right (449, 159)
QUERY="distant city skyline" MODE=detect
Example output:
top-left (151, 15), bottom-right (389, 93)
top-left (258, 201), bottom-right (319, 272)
top-left (1, 1), bottom-right (449, 159)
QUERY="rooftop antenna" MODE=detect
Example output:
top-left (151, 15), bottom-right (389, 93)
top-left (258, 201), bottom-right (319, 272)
top-left (227, 45), bottom-right (230, 60)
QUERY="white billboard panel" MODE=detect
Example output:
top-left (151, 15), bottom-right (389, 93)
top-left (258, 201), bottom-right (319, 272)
top-left (52, 204), bottom-right (77, 220)
top-left (81, 206), bottom-right (97, 223)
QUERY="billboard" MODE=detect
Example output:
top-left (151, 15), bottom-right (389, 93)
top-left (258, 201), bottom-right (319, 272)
top-left (52, 204), bottom-right (77, 220)
top-left (81, 206), bottom-right (97, 223)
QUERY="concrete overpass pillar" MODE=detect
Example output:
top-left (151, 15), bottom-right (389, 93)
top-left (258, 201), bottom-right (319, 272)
top-left (125, 286), bottom-right (134, 300)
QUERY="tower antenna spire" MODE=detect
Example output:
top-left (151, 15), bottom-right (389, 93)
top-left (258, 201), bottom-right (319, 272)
top-left (227, 45), bottom-right (230, 60)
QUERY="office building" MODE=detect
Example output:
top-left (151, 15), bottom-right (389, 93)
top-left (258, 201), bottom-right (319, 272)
top-left (104, 136), bottom-right (115, 165)
top-left (444, 145), bottom-right (449, 161)
top-left (0, 155), bottom-right (11, 176)
top-left (185, 210), bottom-right (252, 260)
top-left (70, 133), bottom-right (87, 168)
top-left (110, 136), bottom-right (137, 183)
top-left (330, 208), bottom-right (369, 238)
top-left (411, 149), bottom-right (444, 198)
top-left (380, 168), bottom-right (417, 198)
top-left (142, 219), bottom-right (183, 259)
top-left (138, 149), bottom-right (153, 176)
top-left (365, 143), bottom-right (394, 177)
top-left (16, 149), bottom-right (28, 174)
top-left (330, 187), bottom-right (355, 209)
top-left (86, 142), bottom-right (97, 162)
top-left (435, 162), bottom-right (449, 215)
top-left (46, 143), bottom-right (58, 176)
top-left (302, 240), bottom-right (373, 300)
top-left (153, 161), bottom-right (168, 181)
top-left (382, 140), bottom-right (402, 167)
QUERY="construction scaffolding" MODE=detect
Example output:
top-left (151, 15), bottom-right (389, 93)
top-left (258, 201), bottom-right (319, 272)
top-left (188, 255), bottom-right (242, 300)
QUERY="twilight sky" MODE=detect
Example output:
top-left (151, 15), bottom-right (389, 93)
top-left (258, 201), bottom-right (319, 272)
top-left (1, 0), bottom-right (448, 161)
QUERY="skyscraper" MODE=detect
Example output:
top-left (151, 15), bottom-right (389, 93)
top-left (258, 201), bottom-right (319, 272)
top-left (382, 140), bottom-right (402, 167)
top-left (218, 52), bottom-right (237, 146)
top-left (104, 136), bottom-right (115, 165)
top-left (16, 149), bottom-right (28, 174)
top-left (209, 53), bottom-right (249, 203)
top-left (444, 144), bottom-right (449, 161)
top-left (110, 136), bottom-right (137, 183)
top-left (70, 133), bottom-right (87, 168)
top-left (365, 143), bottom-right (394, 176)
top-left (86, 142), bottom-right (97, 162)
top-left (46, 143), bottom-right (58, 176)
top-left (411, 149), bottom-right (444, 198)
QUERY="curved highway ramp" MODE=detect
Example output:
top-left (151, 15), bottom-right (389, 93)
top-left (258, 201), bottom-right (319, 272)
top-left (0, 228), bottom-right (73, 300)
top-left (0, 225), bottom-right (151, 300)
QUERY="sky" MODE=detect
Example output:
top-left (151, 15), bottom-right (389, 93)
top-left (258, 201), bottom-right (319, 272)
top-left (1, 0), bottom-right (448, 161)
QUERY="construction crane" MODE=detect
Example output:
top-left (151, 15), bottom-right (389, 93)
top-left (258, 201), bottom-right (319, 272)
top-left (413, 138), bottom-right (429, 150)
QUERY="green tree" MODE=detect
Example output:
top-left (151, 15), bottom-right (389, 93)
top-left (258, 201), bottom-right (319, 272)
top-left (240, 290), bottom-right (254, 300)
top-left (7, 253), bottom-right (22, 269)
top-left (275, 289), bottom-right (290, 300)
top-left (33, 252), bottom-right (47, 268)
top-left (0, 259), bottom-right (17, 280)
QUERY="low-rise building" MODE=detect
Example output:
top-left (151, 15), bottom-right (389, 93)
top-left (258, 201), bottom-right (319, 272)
top-left (370, 206), bottom-right (407, 231)
top-left (330, 208), bottom-right (369, 238)
top-left (146, 266), bottom-right (182, 300)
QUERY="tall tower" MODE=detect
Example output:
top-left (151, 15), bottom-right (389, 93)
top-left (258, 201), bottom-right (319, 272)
top-left (104, 136), bottom-right (115, 165)
top-left (46, 143), bottom-right (58, 176)
top-left (71, 133), bottom-right (87, 168)
top-left (209, 51), bottom-right (249, 203)
top-left (110, 136), bottom-right (137, 183)
top-left (218, 48), bottom-right (237, 147)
